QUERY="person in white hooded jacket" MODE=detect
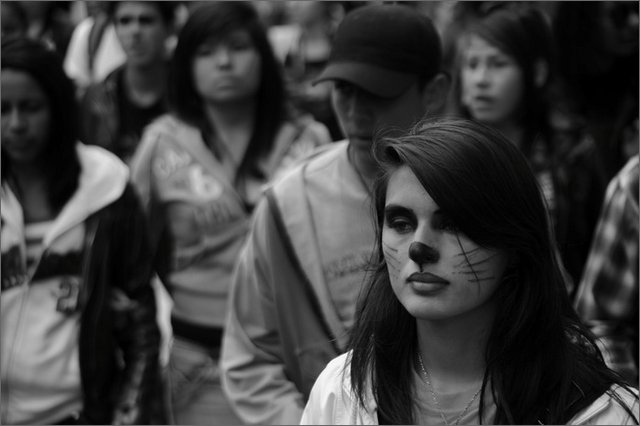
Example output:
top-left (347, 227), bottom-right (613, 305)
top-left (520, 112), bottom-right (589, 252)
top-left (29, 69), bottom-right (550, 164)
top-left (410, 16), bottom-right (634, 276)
top-left (1, 37), bottom-right (161, 425)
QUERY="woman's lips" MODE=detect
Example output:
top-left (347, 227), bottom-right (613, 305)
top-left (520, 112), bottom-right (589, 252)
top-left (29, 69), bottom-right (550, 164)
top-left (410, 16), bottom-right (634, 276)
top-left (408, 272), bottom-right (449, 284)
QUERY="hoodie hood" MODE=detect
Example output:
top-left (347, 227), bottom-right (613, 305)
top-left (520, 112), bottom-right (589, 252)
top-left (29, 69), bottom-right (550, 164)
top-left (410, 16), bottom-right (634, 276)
top-left (1, 143), bottom-right (129, 249)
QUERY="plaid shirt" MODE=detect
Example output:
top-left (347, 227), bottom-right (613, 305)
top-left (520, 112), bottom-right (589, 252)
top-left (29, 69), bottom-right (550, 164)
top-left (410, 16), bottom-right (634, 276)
top-left (574, 155), bottom-right (639, 382)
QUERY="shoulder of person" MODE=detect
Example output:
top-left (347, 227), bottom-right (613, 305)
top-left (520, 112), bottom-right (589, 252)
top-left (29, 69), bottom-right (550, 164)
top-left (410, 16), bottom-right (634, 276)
top-left (130, 114), bottom-right (203, 184)
top-left (304, 351), bottom-right (378, 425)
top-left (306, 352), bottom-right (352, 410)
top-left (278, 109), bottom-right (331, 142)
top-left (294, 113), bottom-right (332, 139)
top-left (141, 114), bottom-right (194, 144)
top-left (302, 138), bottom-right (346, 165)
top-left (271, 141), bottom-right (347, 192)
top-left (75, 142), bottom-right (129, 210)
top-left (568, 384), bottom-right (639, 425)
top-left (617, 155), bottom-right (640, 188)
top-left (322, 351), bottom-right (351, 384)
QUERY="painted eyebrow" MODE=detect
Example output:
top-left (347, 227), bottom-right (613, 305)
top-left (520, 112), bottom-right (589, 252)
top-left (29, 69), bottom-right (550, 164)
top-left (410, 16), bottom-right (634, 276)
top-left (384, 204), bottom-right (445, 221)
top-left (383, 204), bottom-right (415, 220)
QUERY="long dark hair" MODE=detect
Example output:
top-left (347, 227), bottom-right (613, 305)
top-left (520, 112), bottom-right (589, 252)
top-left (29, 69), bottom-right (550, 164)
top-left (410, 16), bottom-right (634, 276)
top-left (349, 117), bottom-right (637, 424)
top-left (1, 37), bottom-right (80, 212)
top-left (168, 1), bottom-right (287, 182)
top-left (452, 4), bottom-right (555, 157)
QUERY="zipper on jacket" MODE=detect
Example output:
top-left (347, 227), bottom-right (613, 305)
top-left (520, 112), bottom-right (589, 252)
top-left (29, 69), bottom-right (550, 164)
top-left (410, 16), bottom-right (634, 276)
top-left (1, 239), bottom-right (50, 424)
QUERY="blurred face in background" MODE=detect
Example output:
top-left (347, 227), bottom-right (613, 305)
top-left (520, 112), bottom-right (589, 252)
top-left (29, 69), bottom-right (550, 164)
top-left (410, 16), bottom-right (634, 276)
top-left (114, 2), bottom-right (170, 67)
top-left (460, 34), bottom-right (524, 128)
top-left (192, 29), bottom-right (262, 105)
top-left (331, 80), bottom-right (427, 154)
top-left (1, 69), bottom-right (51, 166)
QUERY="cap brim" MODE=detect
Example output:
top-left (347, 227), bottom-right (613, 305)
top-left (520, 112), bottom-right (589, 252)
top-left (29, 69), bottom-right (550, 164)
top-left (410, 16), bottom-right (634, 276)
top-left (313, 62), bottom-right (418, 98)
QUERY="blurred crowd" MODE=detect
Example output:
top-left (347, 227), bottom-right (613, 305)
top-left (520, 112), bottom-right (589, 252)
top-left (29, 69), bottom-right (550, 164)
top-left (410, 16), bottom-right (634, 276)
top-left (1, 1), bottom-right (638, 425)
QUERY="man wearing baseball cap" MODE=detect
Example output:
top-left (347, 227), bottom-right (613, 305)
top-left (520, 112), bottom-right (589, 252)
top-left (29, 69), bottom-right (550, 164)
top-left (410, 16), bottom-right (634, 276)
top-left (221, 4), bottom-right (448, 424)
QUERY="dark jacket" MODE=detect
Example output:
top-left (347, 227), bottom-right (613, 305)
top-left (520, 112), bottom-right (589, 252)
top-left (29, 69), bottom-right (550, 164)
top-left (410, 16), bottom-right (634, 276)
top-left (80, 183), bottom-right (161, 424)
top-left (81, 65), bottom-right (123, 157)
top-left (81, 65), bottom-right (167, 164)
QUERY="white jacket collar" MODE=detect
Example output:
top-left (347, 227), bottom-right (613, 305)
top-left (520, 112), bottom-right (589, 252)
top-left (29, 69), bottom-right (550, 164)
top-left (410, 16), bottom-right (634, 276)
top-left (1, 143), bottom-right (128, 247)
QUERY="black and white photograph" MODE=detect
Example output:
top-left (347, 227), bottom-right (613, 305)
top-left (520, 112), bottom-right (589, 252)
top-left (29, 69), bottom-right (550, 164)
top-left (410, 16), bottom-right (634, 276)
top-left (1, 1), bottom-right (638, 424)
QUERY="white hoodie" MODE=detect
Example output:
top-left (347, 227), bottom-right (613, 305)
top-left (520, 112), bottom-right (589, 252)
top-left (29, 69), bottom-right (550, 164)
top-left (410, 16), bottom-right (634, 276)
top-left (1, 144), bottom-right (127, 425)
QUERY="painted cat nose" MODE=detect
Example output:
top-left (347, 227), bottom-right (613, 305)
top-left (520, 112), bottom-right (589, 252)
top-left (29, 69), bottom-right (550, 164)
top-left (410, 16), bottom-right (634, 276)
top-left (409, 241), bottom-right (439, 264)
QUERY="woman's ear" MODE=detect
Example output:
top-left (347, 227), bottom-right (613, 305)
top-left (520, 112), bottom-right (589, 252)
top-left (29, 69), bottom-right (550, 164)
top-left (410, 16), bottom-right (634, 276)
top-left (534, 59), bottom-right (549, 88)
top-left (422, 72), bottom-right (451, 115)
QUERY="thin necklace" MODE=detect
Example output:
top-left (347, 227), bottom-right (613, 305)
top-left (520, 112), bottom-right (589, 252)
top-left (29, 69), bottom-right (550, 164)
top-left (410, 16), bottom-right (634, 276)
top-left (417, 351), bottom-right (482, 426)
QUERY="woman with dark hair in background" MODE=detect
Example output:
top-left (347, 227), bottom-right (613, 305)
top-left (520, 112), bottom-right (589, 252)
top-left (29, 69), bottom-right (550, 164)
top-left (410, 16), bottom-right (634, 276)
top-left (129, 2), bottom-right (330, 424)
top-left (301, 118), bottom-right (639, 425)
top-left (1, 37), bottom-right (160, 425)
top-left (450, 3), bottom-right (605, 288)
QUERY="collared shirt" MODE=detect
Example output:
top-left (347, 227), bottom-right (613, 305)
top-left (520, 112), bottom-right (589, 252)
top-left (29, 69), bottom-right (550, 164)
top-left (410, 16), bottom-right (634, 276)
top-left (574, 155), bottom-right (639, 381)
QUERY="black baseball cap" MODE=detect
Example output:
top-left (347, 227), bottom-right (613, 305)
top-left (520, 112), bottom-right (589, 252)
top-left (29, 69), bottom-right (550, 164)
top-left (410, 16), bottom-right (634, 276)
top-left (314, 4), bottom-right (442, 98)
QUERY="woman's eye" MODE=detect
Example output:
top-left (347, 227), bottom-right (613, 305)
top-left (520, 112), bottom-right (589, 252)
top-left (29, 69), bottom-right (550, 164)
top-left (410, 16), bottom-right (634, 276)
top-left (227, 39), bottom-right (252, 51)
top-left (195, 45), bottom-right (213, 56)
top-left (464, 57), bottom-right (478, 70)
top-left (488, 55), bottom-right (513, 69)
top-left (385, 216), bottom-right (414, 234)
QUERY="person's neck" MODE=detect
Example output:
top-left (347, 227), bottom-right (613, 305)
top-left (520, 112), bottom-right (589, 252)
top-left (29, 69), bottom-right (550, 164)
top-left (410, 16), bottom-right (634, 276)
top-left (124, 61), bottom-right (167, 107)
top-left (203, 100), bottom-right (256, 162)
top-left (11, 163), bottom-right (45, 186)
top-left (9, 165), bottom-right (54, 222)
top-left (347, 142), bottom-right (378, 192)
top-left (416, 303), bottom-right (496, 392)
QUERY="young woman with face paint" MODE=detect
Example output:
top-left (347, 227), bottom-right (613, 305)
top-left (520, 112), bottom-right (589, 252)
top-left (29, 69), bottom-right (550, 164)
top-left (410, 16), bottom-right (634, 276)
top-left (300, 118), bottom-right (639, 425)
